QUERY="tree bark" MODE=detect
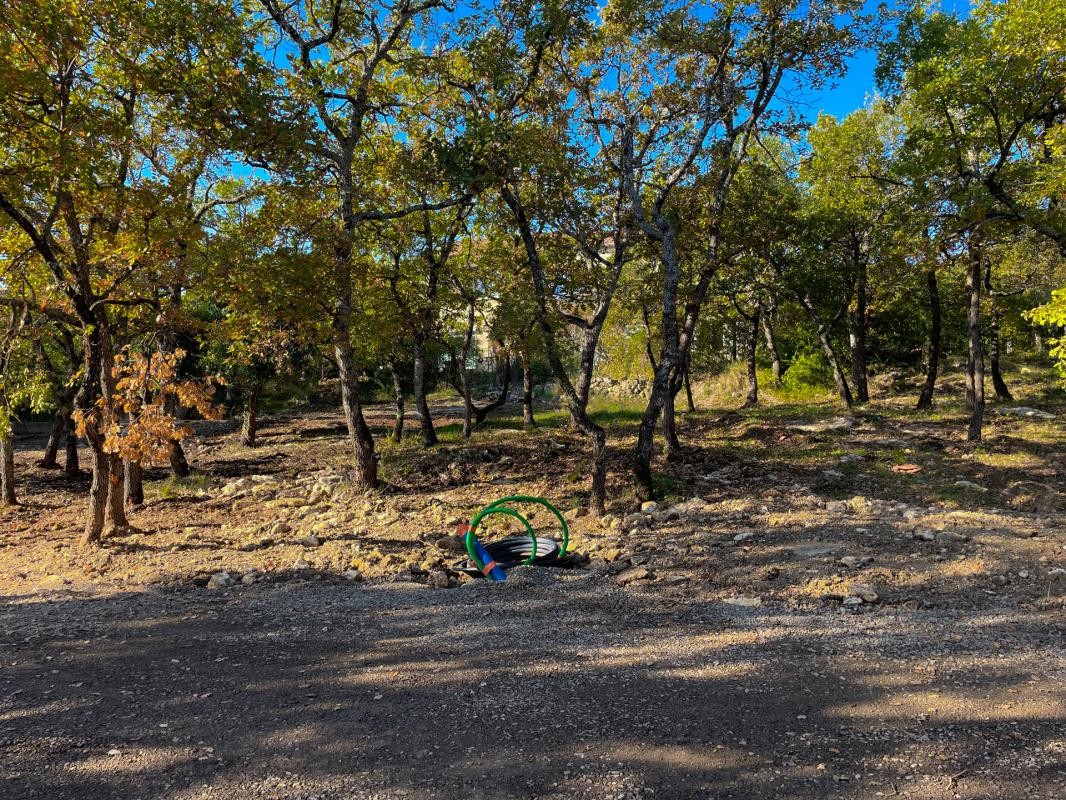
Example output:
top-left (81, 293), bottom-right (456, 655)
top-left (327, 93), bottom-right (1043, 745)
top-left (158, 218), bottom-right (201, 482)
top-left (683, 353), bottom-right (695, 412)
top-left (390, 363), bottom-right (405, 442)
top-left (240, 381), bottom-right (262, 448)
top-left (794, 294), bottom-right (853, 408)
top-left (917, 267), bottom-right (941, 411)
top-left (662, 381), bottom-right (680, 461)
top-left (64, 417), bottom-right (79, 477)
top-left (168, 440), bottom-right (190, 478)
top-left (848, 255), bottom-right (870, 403)
top-left (39, 411), bottom-right (66, 469)
top-left (412, 342), bottom-right (437, 445)
top-left (743, 308), bottom-right (760, 408)
top-left (989, 308), bottom-right (1013, 402)
top-left (459, 299), bottom-right (476, 438)
top-left (966, 245), bottom-right (985, 441)
top-left (761, 305), bottom-right (783, 384)
top-left (0, 433), bottom-right (16, 505)
top-left (521, 350), bottom-right (535, 431)
top-left (124, 459), bottom-right (143, 507)
top-left (501, 185), bottom-right (609, 512)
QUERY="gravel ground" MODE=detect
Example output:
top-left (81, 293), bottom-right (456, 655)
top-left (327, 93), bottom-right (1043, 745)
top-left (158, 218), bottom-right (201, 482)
top-left (2, 568), bottom-right (1064, 800)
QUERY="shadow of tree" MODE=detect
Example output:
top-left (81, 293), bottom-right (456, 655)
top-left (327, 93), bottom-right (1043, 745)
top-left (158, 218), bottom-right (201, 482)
top-left (1, 577), bottom-right (1063, 799)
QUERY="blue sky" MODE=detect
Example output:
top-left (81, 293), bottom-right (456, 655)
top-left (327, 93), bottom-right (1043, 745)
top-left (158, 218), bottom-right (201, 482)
top-left (794, 0), bottom-right (973, 123)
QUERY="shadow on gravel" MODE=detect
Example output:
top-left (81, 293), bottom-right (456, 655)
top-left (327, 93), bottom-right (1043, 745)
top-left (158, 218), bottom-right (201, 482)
top-left (1, 577), bottom-right (1064, 800)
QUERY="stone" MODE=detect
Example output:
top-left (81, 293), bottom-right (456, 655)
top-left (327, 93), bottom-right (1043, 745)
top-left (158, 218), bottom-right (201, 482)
top-left (953, 480), bottom-right (988, 493)
top-left (848, 583), bottom-right (878, 603)
top-left (240, 571), bottom-right (260, 585)
top-left (292, 557), bottom-right (311, 570)
top-left (789, 542), bottom-right (842, 559)
top-left (640, 501), bottom-right (659, 514)
top-left (342, 569), bottom-right (363, 582)
top-left (270, 522), bottom-right (292, 536)
top-left (788, 416), bottom-right (854, 434)
top-left (1048, 568), bottom-right (1066, 596)
top-left (298, 534), bottom-right (322, 548)
top-left (428, 570), bottom-right (451, 589)
top-left (206, 572), bottom-right (233, 590)
top-left (616, 566), bottom-right (652, 586)
top-left (825, 500), bottom-right (849, 513)
top-left (722, 596), bottom-right (762, 608)
top-left (842, 596), bottom-right (863, 607)
top-left (434, 535), bottom-right (467, 554)
top-left (997, 406), bottom-right (1055, 420)
top-left (936, 530), bottom-right (970, 544)
top-left (660, 574), bottom-right (689, 586)
top-left (838, 556), bottom-right (861, 569)
top-left (913, 528), bottom-right (936, 541)
top-left (733, 531), bottom-right (755, 543)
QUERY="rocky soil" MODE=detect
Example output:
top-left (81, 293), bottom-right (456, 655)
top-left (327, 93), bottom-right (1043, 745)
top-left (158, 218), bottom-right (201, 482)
top-left (2, 392), bottom-right (1065, 797)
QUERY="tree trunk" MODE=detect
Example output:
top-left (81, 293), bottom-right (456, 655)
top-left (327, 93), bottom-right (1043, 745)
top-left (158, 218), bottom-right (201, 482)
top-left (521, 350), bottom-right (535, 430)
top-left (105, 451), bottom-right (129, 532)
top-left (0, 433), bottom-right (16, 505)
top-left (796, 294), bottom-right (853, 409)
top-left (729, 319), bottom-right (738, 361)
top-left (761, 307), bottom-right (783, 384)
top-left (501, 185), bottom-right (609, 513)
top-left (989, 309), bottom-right (1013, 402)
top-left (683, 359), bottom-right (695, 412)
top-left (412, 342), bottom-right (437, 446)
top-left (819, 328), bottom-right (854, 409)
top-left (633, 227), bottom-right (683, 500)
top-left (1033, 329), bottom-right (1045, 354)
top-left (83, 442), bottom-right (108, 545)
top-left (240, 381), bottom-right (261, 448)
top-left (390, 364), bottom-right (405, 442)
top-left (966, 246), bottom-right (985, 442)
top-left (848, 260), bottom-right (870, 403)
top-left (39, 410), bottom-right (65, 469)
top-left (662, 381), bottom-right (680, 461)
top-left (124, 459), bottom-right (143, 507)
top-left (168, 440), bottom-right (190, 478)
top-left (743, 308), bottom-right (760, 408)
top-left (916, 267), bottom-right (941, 411)
top-left (64, 418), bottom-right (79, 477)
top-left (460, 300), bottom-right (476, 438)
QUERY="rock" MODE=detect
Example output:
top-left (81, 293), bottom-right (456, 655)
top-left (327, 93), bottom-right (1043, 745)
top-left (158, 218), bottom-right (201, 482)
top-left (788, 416), bottom-right (854, 434)
top-left (913, 528), bottom-right (936, 541)
top-left (660, 574), bottom-right (689, 586)
top-left (842, 596), bottom-right (863, 607)
top-left (936, 529), bottom-right (970, 544)
top-left (206, 572), bottom-right (233, 590)
top-left (270, 522), bottom-right (292, 536)
top-left (428, 570), bottom-right (451, 589)
top-left (616, 566), bottom-right (652, 586)
top-left (1048, 568), bottom-right (1066, 596)
top-left (240, 570), bottom-right (260, 585)
top-left (342, 569), bottom-right (363, 582)
top-left (640, 501), bottom-right (659, 514)
top-left (722, 596), bottom-right (762, 607)
top-left (1003, 481), bottom-right (1066, 514)
top-left (825, 500), bottom-right (849, 513)
top-left (292, 557), bottom-right (311, 570)
top-left (789, 542), bottom-right (842, 559)
top-left (839, 556), bottom-right (861, 569)
top-left (822, 469), bottom-right (845, 480)
top-left (298, 534), bottom-right (322, 548)
top-left (953, 480), bottom-right (988, 493)
top-left (839, 453), bottom-right (864, 464)
top-left (848, 583), bottom-right (879, 603)
top-left (434, 535), bottom-right (467, 554)
top-left (997, 406), bottom-right (1055, 420)
top-left (733, 531), bottom-right (755, 543)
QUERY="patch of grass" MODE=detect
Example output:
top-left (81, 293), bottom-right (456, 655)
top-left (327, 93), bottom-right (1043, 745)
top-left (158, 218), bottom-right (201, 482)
top-left (155, 472), bottom-right (212, 500)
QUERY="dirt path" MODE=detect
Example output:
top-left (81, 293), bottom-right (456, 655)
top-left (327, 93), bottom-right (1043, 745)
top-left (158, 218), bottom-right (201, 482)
top-left (2, 571), bottom-right (1064, 800)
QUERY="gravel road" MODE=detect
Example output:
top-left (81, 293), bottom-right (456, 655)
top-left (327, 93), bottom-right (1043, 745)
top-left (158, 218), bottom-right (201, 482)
top-left (2, 568), bottom-right (1064, 799)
